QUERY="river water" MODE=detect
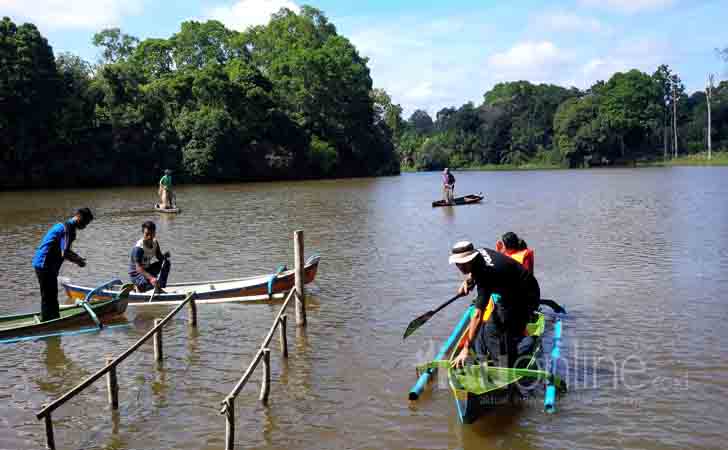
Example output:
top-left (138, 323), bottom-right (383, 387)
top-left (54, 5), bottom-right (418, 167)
top-left (1, 168), bottom-right (727, 450)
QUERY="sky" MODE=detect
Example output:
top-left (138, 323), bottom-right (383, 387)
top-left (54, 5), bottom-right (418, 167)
top-left (2, 0), bottom-right (727, 117)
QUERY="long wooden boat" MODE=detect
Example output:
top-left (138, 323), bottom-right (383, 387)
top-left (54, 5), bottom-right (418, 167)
top-left (62, 254), bottom-right (321, 304)
top-left (0, 297), bottom-right (128, 340)
top-left (432, 193), bottom-right (484, 207)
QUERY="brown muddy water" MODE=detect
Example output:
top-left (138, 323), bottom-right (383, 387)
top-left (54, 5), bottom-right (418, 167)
top-left (1, 168), bottom-right (727, 450)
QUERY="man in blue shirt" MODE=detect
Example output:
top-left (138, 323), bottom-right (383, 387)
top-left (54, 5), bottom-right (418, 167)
top-left (32, 208), bottom-right (94, 321)
top-left (129, 221), bottom-right (171, 292)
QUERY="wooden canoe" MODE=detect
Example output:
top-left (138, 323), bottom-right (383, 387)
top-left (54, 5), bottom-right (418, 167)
top-left (63, 254), bottom-right (321, 304)
top-left (432, 193), bottom-right (484, 207)
top-left (155, 203), bottom-right (180, 214)
top-left (0, 297), bottom-right (128, 340)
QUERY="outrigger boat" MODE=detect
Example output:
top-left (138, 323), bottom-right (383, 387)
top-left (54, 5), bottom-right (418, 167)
top-left (411, 304), bottom-right (566, 424)
top-left (0, 279), bottom-right (131, 342)
top-left (432, 193), bottom-right (484, 207)
top-left (62, 254), bottom-right (321, 305)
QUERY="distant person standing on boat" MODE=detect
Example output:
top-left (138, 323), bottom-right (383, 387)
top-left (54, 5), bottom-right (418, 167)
top-left (448, 241), bottom-right (540, 369)
top-left (442, 168), bottom-right (456, 204)
top-left (158, 169), bottom-right (174, 209)
top-left (496, 232), bottom-right (535, 274)
top-left (32, 208), bottom-right (94, 321)
top-left (129, 221), bottom-right (171, 293)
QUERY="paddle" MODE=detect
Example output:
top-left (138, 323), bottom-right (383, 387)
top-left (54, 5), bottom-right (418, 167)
top-left (147, 259), bottom-right (168, 303)
top-left (403, 293), bottom-right (466, 340)
top-left (403, 295), bottom-right (566, 341)
top-left (539, 299), bottom-right (567, 314)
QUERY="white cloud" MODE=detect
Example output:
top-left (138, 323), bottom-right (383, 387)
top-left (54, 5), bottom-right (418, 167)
top-left (207, 0), bottom-right (300, 31)
top-left (0, 0), bottom-right (143, 30)
top-left (536, 12), bottom-right (608, 33)
top-left (578, 0), bottom-right (675, 14)
top-left (487, 41), bottom-right (576, 84)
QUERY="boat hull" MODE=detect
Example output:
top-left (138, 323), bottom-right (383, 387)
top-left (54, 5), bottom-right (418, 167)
top-left (432, 194), bottom-right (484, 207)
top-left (62, 255), bottom-right (320, 304)
top-left (448, 312), bottom-right (544, 424)
top-left (0, 298), bottom-right (128, 340)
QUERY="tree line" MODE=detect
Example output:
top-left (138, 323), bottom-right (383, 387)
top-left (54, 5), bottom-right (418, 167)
top-left (1, 6), bottom-right (727, 190)
top-left (389, 61), bottom-right (728, 169)
top-left (0, 7), bottom-right (400, 188)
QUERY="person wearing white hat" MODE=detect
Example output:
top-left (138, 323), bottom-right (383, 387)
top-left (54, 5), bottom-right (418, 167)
top-left (449, 240), bottom-right (540, 369)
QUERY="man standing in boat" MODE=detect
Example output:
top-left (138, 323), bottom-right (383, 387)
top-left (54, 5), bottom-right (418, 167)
top-left (158, 169), bottom-right (174, 209)
top-left (32, 208), bottom-right (94, 321)
top-left (129, 221), bottom-right (171, 293)
top-left (448, 241), bottom-right (540, 369)
top-left (442, 168), bottom-right (455, 204)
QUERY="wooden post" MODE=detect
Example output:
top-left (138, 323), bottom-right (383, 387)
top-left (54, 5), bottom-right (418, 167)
top-left (224, 399), bottom-right (235, 450)
top-left (43, 409), bottom-right (55, 450)
top-left (154, 319), bottom-right (163, 362)
top-left (279, 314), bottom-right (288, 358)
top-left (188, 297), bottom-right (197, 328)
top-left (294, 230), bottom-right (306, 327)
top-left (260, 348), bottom-right (271, 404)
top-left (106, 355), bottom-right (119, 410)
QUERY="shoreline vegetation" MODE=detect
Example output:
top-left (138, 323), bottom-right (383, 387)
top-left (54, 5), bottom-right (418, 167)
top-left (1, 6), bottom-right (727, 190)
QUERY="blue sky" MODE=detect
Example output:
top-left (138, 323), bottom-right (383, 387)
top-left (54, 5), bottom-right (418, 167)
top-left (3, 0), bottom-right (727, 116)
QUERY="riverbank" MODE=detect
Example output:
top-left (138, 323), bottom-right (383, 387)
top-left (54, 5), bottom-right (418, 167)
top-left (639, 151), bottom-right (728, 167)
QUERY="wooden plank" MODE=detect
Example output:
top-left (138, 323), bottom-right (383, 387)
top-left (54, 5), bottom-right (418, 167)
top-left (294, 230), bottom-right (306, 326)
top-left (37, 293), bottom-right (195, 420)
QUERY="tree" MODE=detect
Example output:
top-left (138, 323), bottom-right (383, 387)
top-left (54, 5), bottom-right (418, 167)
top-left (408, 109), bottom-right (434, 135)
top-left (92, 28), bottom-right (139, 64)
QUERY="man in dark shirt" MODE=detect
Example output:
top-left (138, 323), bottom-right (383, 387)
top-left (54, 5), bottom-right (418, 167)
top-left (129, 221), bottom-right (171, 292)
top-left (449, 241), bottom-right (540, 368)
top-left (32, 208), bottom-right (94, 321)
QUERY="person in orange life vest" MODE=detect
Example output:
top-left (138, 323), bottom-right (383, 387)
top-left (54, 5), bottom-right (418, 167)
top-left (496, 231), bottom-right (534, 274)
top-left (449, 241), bottom-right (540, 369)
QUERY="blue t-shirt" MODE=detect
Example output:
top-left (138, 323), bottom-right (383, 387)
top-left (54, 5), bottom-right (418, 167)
top-left (32, 221), bottom-right (75, 274)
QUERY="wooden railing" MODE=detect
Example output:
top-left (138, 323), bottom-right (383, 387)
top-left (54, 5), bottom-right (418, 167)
top-left (36, 293), bottom-right (198, 450)
top-left (220, 287), bottom-right (297, 450)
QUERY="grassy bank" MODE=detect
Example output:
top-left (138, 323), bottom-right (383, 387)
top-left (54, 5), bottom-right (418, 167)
top-left (640, 151), bottom-right (728, 167)
top-left (401, 161), bottom-right (562, 172)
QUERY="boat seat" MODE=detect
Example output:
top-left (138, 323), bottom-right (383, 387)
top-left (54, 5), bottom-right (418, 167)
top-left (209, 285), bottom-right (215, 290)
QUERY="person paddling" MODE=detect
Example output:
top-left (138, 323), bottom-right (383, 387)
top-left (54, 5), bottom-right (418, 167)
top-left (442, 168), bottom-right (456, 204)
top-left (448, 241), bottom-right (540, 369)
top-left (32, 208), bottom-right (94, 321)
top-left (158, 169), bottom-right (175, 209)
top-left (129, 221), bottom-right (171, 293)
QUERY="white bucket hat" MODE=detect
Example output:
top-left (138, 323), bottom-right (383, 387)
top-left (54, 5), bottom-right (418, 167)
top-left (449, 241), bottom-right (479, 264)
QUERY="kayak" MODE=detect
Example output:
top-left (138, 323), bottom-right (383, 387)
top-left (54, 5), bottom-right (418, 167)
top-left (414, 307), bottom-right (566, 424)
top-left (432, 193), bottom-right (484, 207)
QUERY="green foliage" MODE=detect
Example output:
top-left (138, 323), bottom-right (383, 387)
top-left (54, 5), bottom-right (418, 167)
top-left (92, 28), bottom-right (139, 64)
top-left (308, 135), bottom-right (338, 175)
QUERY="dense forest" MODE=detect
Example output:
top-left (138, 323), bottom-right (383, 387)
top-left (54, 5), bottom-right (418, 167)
top-left (394, 63), bottom-right (728, 170)
top-left (0, 7), bottom-right (399, 188)
top-left (1, 7), bottom-right (727, 189)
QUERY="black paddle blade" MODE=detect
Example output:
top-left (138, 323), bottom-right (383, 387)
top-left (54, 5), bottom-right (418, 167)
top-left (539, 299), bottom-right (567, 314)
top-left (403, 311), bottom-right (434, 340)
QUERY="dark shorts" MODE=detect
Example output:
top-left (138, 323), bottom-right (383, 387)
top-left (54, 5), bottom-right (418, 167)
top-left (130, 260), bottom-right (170, 292)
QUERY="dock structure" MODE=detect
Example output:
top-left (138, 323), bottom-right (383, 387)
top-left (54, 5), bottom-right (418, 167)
top-left (34, 231), bottom-right (310, 450)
